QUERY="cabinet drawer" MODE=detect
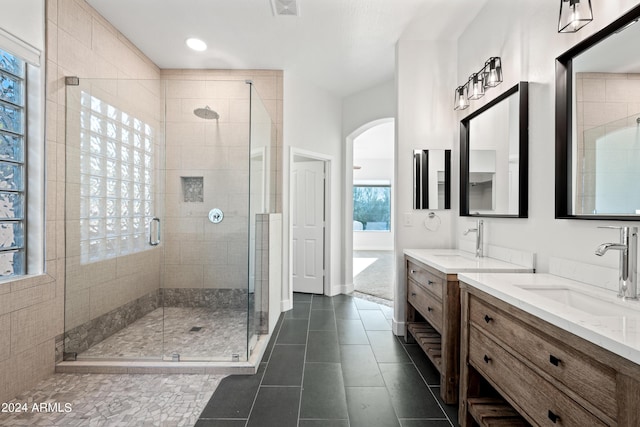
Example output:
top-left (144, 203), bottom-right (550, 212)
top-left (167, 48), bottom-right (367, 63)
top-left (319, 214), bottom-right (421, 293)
top-left (408, 280), bottom-right (442, 332)
top-left (407, 260), bottom-right (444, 299)
top-left (469, 296), bottom-right (616, 419)
top-left (469, 327), bottom-right (608, 427)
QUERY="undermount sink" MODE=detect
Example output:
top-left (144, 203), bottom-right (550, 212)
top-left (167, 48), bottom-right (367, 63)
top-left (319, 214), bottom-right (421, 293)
top-left (515, 285), bottom-right (640, 318)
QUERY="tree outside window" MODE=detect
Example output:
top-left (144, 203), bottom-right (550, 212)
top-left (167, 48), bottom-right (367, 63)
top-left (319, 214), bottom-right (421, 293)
top-left (353, 185), bottom-right (391, 231)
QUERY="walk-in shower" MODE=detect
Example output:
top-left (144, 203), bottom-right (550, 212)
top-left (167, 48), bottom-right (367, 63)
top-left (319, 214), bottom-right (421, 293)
top-left (63, 77), bottom-right (277, 364)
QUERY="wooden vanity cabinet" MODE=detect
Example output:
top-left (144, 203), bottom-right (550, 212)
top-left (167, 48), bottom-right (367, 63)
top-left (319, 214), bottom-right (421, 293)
top-left (405, 255), bottom-right (460, 404)
top-left (459, 282), bottom-right (640, 427)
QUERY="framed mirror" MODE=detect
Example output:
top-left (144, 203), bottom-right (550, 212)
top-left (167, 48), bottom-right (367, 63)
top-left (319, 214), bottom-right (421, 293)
top-left (413, 149), bottom-right (451, 210)
top-left (556, 5), bottom-right (640, 219)
top-left (460, 81), bottom-right (529, 217)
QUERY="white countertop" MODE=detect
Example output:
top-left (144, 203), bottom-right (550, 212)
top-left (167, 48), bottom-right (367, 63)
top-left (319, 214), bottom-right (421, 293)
top-left (458, 272), bottom-right (640, 366)
top-left (403, 249), bottom-right (533, 274)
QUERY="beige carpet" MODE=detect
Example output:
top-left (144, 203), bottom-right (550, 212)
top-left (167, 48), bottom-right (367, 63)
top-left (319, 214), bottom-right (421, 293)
top-left (353, 250), bottom-right (394, 301)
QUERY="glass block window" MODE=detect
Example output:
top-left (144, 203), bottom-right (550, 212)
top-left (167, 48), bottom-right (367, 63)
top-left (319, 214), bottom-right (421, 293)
top-left (0, 49), bottom-right (25, 277)
top-left (79, 91), bottom-right (154, 263)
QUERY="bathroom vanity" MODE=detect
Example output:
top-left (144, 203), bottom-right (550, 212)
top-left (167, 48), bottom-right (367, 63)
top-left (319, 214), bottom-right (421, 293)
top-left (403, 249), bottom-right (533, 404)
top-left (457, 273), bottom-right (640, 426)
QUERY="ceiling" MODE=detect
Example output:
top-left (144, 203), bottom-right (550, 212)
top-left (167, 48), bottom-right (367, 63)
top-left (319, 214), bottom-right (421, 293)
top-left (86, 0), bottom-right (487, 97)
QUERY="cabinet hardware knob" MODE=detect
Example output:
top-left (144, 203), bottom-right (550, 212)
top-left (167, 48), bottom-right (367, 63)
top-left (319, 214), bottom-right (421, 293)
top-left (483, 355), bottom-right (491, 363)
top-left (427, 280), bottom-right (434, 285)
top-left (549, 355), bottom-right (561, 366)
top-left (411, 292), bottom-right (416, 297)
top-left (427, 307), bottom-right (433, 312)
top-left (548, 410), bottom-right (560, 423)
top-left (410, 269), bottom-right (416, 274)
top-left (484, 315), bottom-right (493, 323)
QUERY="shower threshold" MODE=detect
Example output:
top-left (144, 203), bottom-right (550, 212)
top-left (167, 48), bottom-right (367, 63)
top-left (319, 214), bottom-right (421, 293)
top-left (55, 333), bottom-right (269, 375)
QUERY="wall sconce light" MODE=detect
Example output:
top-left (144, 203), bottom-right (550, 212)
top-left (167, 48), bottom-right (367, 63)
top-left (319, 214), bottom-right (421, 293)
top-left (467, 73), bottom-right (485, 100)
top-left (454, 85), bottom-right (469, 110)
top-left (483, 57), bottom-right (503, 88)
top-left (453, 57), bottom-right (502, 110)
top-left (558, 0), bottom-right (593, 33)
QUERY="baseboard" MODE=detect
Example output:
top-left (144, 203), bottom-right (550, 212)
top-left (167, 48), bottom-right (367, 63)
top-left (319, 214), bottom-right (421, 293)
top-left (340, 283), bottom-right (354, 294)
top-left (392, 319), bottom-right (405, 337)
top-left (281, 298), bottom-right (293, 311)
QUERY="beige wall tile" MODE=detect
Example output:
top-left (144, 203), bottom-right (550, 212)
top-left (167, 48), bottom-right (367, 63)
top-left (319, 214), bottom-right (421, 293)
top-left (163, 265), bottom-right (204, 289)
top-left (10, 300), bottom-right (59, 355)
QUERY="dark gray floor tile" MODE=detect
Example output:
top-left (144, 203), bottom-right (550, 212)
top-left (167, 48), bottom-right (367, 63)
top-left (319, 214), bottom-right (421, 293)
top-left (400, 420), bottom-right (452, 427)
top-left (311, 295), bottom-right (334, 310)
top-left (300, 363), bottom-right (348, 419)
top-left (262, 344), bottom-right (305, 386)
top-left (294, 293), bottom-right (313, 302)
top-left (359, 309), bottom-right (392, 331)
top-left (285, 302), bottom-right (311, 319)
top-left (309, 309), bottom-right (337, 331)
top-left (334, 301), bottom-right (360, 319)
top-left (331, 294), bottom-right (354, 303)
top-left (353, 298), bottom-right (382, 310)
top-left (277, 318), bottom-right (309, 344)
top-left (247, 386), bottom-right (300, 427)
top-left (402, 343), bottom-right (441, 386)
top-left (379, 363), bottom-right (444, 418)
top-left (346, 387), bottom-right (401, 427)
top-left (195, 420), bottom-right (248, 427)
top-left (336, 319), bottom-right (369, 344)
top-left (432, 386), bottom-right (459, 424)
top-left (262, 315), bottom-right (285, 363)
top-left (306, 329), bottom-right (340, 363)
top-left (200, 363), bottom-right (266, 418)
top-left (299, 420), bottom-right (349, 427)
top-left (340, 344), bottom-right (385, 387)
top-left (367, 331), bottom-right (411, 363)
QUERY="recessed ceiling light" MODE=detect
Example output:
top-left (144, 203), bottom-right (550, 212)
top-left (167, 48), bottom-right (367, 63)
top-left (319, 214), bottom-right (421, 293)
top-left (185, 38), bottom-right (207, 52)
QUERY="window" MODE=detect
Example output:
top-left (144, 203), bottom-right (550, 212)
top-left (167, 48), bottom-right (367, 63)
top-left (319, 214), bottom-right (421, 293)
top-left (79, 92), bottom-right (155, 263)
top-left (0, 48), bottom-right (26, 276)
top-left (353, 185), bottom-right (391, 231)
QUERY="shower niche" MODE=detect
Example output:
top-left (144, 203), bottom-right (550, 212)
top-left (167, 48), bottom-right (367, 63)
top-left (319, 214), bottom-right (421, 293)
top-left (181, 177), bottom-right (203, 203)
top-left (62, 75), bottom-right (279, 366)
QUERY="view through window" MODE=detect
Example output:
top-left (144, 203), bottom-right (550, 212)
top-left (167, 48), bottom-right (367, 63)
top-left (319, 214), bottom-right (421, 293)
top-left (353, 185), bottom-right (391, 231)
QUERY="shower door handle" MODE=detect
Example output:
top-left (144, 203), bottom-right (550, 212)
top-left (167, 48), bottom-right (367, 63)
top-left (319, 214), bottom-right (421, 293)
top-left (149, 217), bottom-right (161, 246)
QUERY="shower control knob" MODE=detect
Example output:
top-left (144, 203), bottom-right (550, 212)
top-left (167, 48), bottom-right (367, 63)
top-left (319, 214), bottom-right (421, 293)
top-left (209, 208), bottom-right (224, 224)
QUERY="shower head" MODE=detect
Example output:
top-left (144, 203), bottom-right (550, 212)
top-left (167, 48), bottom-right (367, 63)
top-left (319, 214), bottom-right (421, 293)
top-left (193, 106), bottom-right (219, 120)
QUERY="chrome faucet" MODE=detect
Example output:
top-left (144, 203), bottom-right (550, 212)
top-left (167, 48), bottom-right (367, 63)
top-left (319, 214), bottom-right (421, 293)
top-left (595, 226), bottom-right (638, 300)
top-left (463, 219), bottom-right (484, 258)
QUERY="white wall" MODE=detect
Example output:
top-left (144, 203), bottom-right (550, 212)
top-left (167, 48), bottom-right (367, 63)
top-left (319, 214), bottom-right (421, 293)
top-left (393, 2), bottom-right (640, 336)
top-left (342, 81), bottom-right (396, 291)
top-left (394, 39), bottom-right (457, 333)
top-left (454, 1), bottom-right (640, 278)
top-left (343, 80), bottom-right (396, 137)
top-left (0, 0), bottom-right (44, 51)
top-left (282, 73), bottom-right (343, 302)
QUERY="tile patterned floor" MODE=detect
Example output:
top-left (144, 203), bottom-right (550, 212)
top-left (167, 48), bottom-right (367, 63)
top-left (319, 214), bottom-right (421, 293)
top-left (196, 293), bottom-right (458, 427)
top-left (79, 307), bottom-right (248, 361)
top-left (0, 293), bottom-right (456, 426)
top-left (0, 373), bottom-right (222, 426)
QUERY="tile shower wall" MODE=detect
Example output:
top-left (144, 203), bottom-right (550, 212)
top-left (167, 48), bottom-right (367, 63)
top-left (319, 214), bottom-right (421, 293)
top-left (575, 72), bottom-right (640, 214)
top-left (0, 0), bottom-right (163, 404)
top-left (160, 70), bottom-right (283, 295)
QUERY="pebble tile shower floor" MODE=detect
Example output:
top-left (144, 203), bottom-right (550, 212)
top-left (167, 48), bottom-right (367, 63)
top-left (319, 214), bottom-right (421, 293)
top-left (79, 307), bottom-right (247, 360)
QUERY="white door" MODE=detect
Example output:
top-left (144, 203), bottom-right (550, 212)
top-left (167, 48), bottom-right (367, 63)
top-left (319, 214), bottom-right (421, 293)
top-left (292, 160), bottom-right (325, 294)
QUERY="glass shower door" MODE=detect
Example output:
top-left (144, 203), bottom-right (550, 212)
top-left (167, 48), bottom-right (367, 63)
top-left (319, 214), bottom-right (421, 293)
top-left (160, 79), bottom-right (253, 362)
top-left (64, 78), bottom-right (166, 360)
